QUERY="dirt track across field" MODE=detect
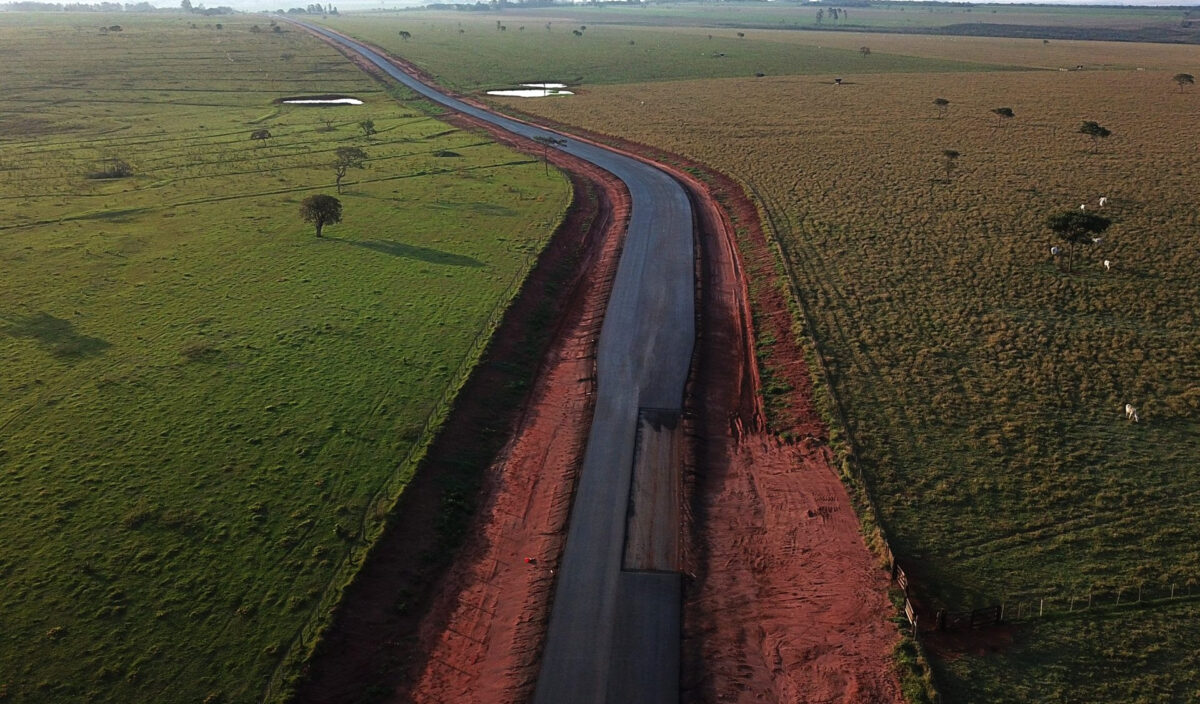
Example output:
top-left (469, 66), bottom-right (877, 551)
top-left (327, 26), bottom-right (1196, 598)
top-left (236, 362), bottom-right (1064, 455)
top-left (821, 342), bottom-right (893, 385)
top-left (293, 21), bottom-right (903, 704)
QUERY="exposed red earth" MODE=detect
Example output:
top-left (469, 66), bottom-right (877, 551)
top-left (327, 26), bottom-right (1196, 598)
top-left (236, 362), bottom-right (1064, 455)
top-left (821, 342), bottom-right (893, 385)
top-left (678, 165), bottom-right (904, 704)
top-left (297, 26), bottom-right (902, 704)
top-left (398, 117), bottom-right (631, 704)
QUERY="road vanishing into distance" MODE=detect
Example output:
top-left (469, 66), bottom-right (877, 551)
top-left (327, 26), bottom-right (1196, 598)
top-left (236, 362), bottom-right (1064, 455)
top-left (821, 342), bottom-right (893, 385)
top-left (295, 22), bottom-right (695, 704)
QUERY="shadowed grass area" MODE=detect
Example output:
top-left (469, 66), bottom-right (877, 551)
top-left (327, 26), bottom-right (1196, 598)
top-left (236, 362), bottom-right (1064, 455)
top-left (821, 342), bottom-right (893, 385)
top-left (2, 312), bottom-right (111, 358)
top-left (329, 236), bottom-right (486, 266)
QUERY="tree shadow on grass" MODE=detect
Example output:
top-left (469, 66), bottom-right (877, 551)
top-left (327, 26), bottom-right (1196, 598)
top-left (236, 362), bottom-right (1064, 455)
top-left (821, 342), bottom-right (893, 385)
top-left (2, 312), bottom-right (110, 358)
top-left (331, 238), bottom-right (485, 268)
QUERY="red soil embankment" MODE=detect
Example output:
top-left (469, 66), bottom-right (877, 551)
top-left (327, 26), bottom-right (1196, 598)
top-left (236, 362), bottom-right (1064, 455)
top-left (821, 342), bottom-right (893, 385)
top-left (679, 157), bottom-right (904, 704)
top-left (397, 112), bottom-right (630, 704)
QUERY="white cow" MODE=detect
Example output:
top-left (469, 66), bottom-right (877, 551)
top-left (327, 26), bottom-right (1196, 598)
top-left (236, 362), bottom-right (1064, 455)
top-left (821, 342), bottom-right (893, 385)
top-left (1080, 204), bottom-right (1087, 210)
top-left (1050, 245), bottom-right (1062, 256)
top-left (1125, 403), bottom-right (1139, 422)
top-left (1099, 196), bottom-right (1108, 208)
top-left (1103, 259), bottom-right (1111, 272)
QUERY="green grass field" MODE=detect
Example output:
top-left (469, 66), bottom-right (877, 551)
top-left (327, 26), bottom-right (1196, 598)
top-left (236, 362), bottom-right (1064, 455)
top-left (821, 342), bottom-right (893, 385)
top-left (322, 14), bottom-right (1200, 702)
top-left (0, 14), bottom-right (567, 703)
top-left (317, 12), bottom-right (1017, 91)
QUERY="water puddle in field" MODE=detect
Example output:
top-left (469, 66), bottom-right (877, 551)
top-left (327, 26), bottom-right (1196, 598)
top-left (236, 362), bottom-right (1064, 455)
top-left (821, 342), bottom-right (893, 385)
top-left (279, 95), bottom-right (364, 105)
top-left (486, 83), bottom-right (573, 98)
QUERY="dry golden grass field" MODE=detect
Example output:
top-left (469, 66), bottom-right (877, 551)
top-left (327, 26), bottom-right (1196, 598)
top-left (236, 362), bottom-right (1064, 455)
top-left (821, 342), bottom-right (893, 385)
top-left (508, 42), bottom-right (1200, 703)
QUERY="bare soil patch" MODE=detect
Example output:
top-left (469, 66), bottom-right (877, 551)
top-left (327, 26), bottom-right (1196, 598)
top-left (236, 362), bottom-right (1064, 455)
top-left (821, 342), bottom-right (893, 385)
top-left (681, 162), bottom-right (903, 704)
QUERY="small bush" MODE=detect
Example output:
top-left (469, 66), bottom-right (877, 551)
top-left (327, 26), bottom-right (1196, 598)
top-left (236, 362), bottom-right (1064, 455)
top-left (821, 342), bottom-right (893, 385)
top-left (87, 158), bottom-right (133, 179)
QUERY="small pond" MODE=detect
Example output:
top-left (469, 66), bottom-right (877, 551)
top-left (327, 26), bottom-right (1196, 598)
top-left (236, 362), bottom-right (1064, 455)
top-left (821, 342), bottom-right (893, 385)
top-left (277, 95), bottom-right (364, 106)
top-left (486, 83), bottom-right (573, 98)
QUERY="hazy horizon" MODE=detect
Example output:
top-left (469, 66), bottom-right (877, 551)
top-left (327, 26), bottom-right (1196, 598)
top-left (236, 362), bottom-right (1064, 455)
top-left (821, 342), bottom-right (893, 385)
top-left (8, 0), bottom-right (1200, 13)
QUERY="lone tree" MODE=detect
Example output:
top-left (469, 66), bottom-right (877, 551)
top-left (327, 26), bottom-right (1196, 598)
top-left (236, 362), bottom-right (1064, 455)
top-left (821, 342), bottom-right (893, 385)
top-left (299, 194), bottom-right (342, 237)
top-left (991, 107), bottom-right (1015, 127)
top-left (1173, 72), bottom-right (1195, 92)
top-left (933, 97), bottom-right (950, 119)
top-left (332, 146), bottom-right (367, 194)
top-left (941, 149), bottom-right (960, 179)
top-left (1045, 210), bottom-right (1110, 272)
top-left (359, 119), bottom-right (376, 139)
top-left (1078, 120), bottom-right (1111, 151)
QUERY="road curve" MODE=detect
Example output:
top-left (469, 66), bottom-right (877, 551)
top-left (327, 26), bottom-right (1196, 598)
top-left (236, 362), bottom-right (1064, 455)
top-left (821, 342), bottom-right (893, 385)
top-left (294, 23), bottom-right (694, 704)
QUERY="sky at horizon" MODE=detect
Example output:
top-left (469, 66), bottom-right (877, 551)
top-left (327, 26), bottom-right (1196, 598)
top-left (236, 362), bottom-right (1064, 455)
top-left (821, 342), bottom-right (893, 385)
top-left (9, 0), bottom-right (1198, 16)
top-left (229, 0), bottom-right (1200, 14)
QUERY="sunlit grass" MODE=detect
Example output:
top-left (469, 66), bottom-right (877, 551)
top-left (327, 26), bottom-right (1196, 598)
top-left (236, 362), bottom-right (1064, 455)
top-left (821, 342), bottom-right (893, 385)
top-left (0, 13), bottom-right (568, 704)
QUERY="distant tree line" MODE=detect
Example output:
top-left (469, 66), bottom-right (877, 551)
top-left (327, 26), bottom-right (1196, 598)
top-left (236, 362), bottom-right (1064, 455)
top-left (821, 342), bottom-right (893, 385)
top-left (179, 0), bottom-right (236, 13)
top-left (276, 3), bottom-right (337, 14)
top-left (425, 0), bottom-right (632, 10)
top-left (1, 0), bottom-right (232, 11)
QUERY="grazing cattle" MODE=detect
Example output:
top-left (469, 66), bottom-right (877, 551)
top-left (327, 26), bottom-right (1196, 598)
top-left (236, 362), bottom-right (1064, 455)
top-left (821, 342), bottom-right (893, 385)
top-left (1099, 196), bottom-right (1108, 208)
top-left (1103, 259), bottom-right (1111, 272)
top-left (1125, 403), bottom-right (1139, 422)
top-left (250, 129), bottom-right (271, 141)
top-left (1091, 237), bottom-right (1104, 245)
top-left (1050, 245), bottom-right (1062, 256)
top-left (1080, 204), bottom-right (1087, 210)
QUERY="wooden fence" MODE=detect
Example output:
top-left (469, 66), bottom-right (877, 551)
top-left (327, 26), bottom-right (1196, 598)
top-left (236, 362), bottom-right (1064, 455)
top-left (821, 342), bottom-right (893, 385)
top-left (888, 553), bottom-right (1200, 632)
top-left (1004, 579), bottom-right (1200, 623)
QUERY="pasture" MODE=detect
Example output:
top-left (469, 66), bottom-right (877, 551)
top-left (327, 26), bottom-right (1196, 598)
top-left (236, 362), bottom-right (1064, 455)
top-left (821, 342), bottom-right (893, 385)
top-left (466, 29), bottom-right (1200, 703)
top-left (475, 2), bottom-right (1187, 29)
top-left (317, 12), bottom-right (1016, 91)
top-left (0, 14), bottom-right (567, 703)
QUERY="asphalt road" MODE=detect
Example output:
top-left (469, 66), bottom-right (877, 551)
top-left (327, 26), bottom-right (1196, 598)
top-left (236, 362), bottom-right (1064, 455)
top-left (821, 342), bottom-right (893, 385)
top-left (296, 23), bottom-right (695, 703)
